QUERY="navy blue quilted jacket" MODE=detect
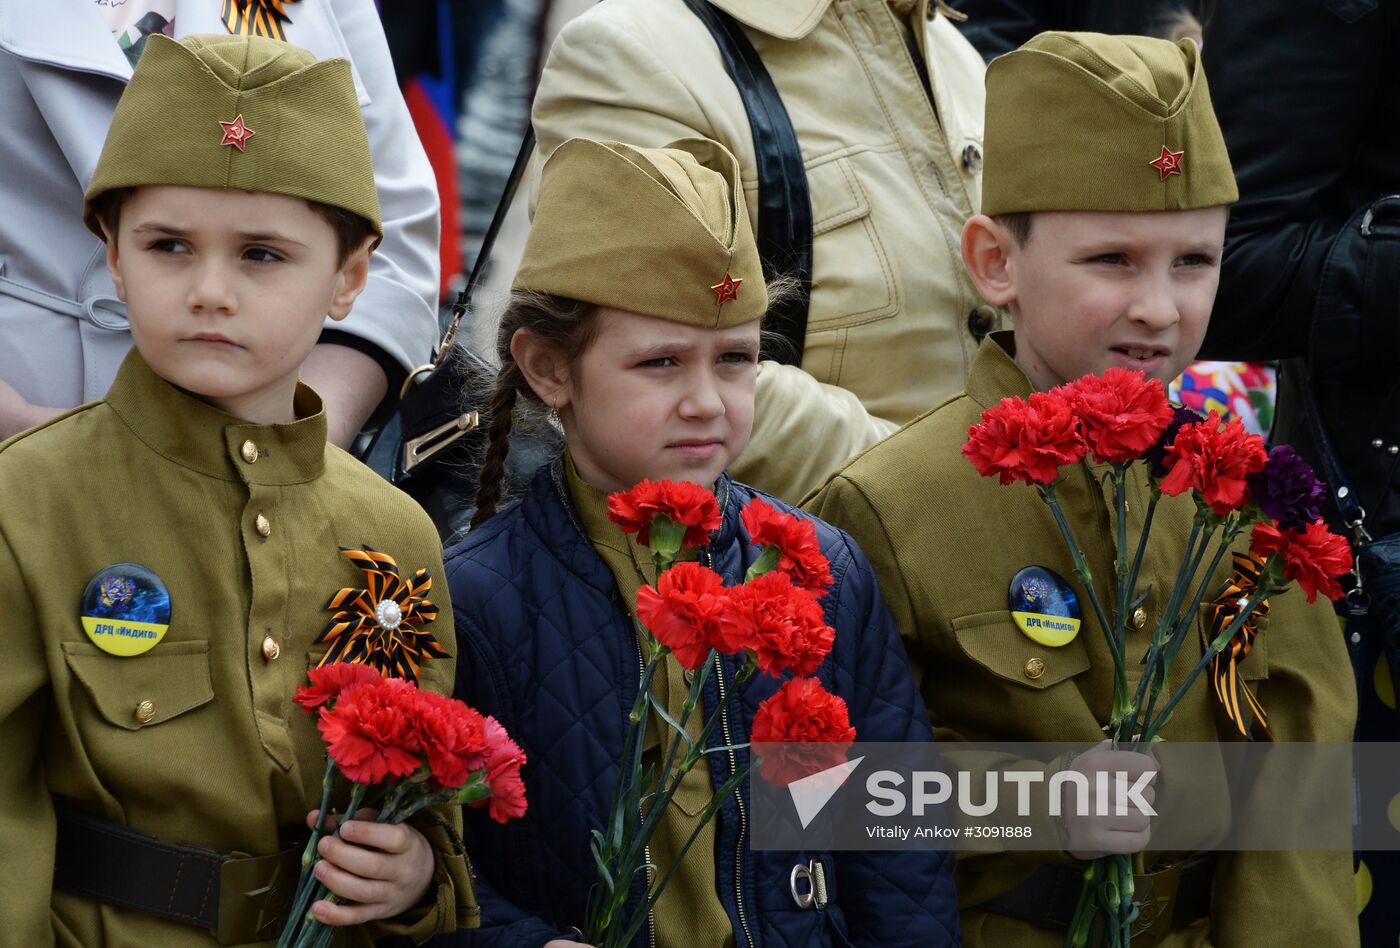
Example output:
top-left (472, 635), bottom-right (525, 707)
top-left (440, 463), bottom-right (960, 947)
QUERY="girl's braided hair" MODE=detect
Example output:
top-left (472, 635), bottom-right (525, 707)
top-left (468, 291), bottom-right (597, 529)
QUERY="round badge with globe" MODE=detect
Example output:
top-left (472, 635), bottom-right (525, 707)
top-left (81, 563), bottom-right (172, 656)
top-left (1009, 565), bottom-right (1081, 647)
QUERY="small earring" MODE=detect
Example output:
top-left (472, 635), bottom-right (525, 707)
top-left (548, 404), bottom-right (562, 427)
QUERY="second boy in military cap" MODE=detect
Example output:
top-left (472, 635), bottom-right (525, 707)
top-left (807, 32), bottom-right (1356, 947)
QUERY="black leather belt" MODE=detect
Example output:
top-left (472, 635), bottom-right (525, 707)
top-left (52, 800), bottom-right (301, 945)
top-left (980, 854), bottom-right (1216, 942)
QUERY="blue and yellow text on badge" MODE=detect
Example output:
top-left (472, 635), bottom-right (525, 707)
top-left (81, 564), bottom-right (171, 656)
top-left (1009, 565), bottom-right (1081, 647)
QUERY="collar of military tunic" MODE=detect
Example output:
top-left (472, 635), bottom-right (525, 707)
top-left (966, 329), bottom-right (1035, 410)
top-left (104, 347), bottom-right (327, 483)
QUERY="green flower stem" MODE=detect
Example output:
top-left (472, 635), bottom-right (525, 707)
top-left (290, 782), bottom-right (367, 948)
top-left (1160, 525), bottom-right (1242, 673)
top-left (1116, 853), bottom-right (1137, 946)
top-left (280, 757), bottom-right (339, 948)
top-left (629, 644), bottom-right (665, 725)
top-left (309, 919), bottom-right (338, 948)
top-left (1042, 482), bottom-right (1128, 725)
top-left (1097, 856), bottom-right (1122, 948)
top-left (743, 544), bottom-right (781, 583)
top-left (1064, 859), bottom-right (1100, 948)
top-left (589, 633), bottom-right (666, 933)
top-left (611, 656), bottom-right (732, 899)
top-left (647, 516), bottom-right (685, 574)
top-left (1113, 467), bottom-right (1130, 632)
top-left (1137, 526), bottom-right (1242, 738)
top-left (1122, 489), bottom-right (1161, 624)
top-left (613, 763), bottom-right (750, 948)
top-left (606, 643), bottom-right (667, 928)
top-left (595, 653), bottom-right (744, 946)
top-left (1116, 512), bottom-right (1211, 743)
top-left (1142, 590), bottom-right (1267, 741)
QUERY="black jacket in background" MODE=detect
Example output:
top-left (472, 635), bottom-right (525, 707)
top-left (1203, 0), bottom-right (1400, 539)
top-left (953, 0), bottom-right (1202, 60)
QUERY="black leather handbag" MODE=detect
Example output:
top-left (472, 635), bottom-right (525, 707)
top-left (356, 132), bottom-right (559, 542)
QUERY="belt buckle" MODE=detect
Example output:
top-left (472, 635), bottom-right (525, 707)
top-left (215, 845), bottom-right (301, 945)
top-left (1129, 861), bottom-right (1183, 945)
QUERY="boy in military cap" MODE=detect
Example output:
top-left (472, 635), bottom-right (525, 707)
top-left (806, 32), bottom-right (1357, 946)
top-left (0, 34), bottom-right (476, 944)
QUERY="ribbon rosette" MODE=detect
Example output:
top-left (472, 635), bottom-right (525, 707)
top-left (317, 547), bottom-right (447, 682)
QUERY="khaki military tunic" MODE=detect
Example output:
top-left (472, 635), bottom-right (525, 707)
top-left (0, 350), bottom-right (477, 945)
top-left (806, 333), bottom-right (1357, 947)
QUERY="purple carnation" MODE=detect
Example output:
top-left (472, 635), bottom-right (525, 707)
top-left (1246, 445), bottom-right (1327, 530)
top-left (1144, 405), bottom-right (1202, 479)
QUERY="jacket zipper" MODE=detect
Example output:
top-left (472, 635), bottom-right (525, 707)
top-left (635, 634), bottom-right (657, 948)
top-left (714, 651), bottom-right (755, 947)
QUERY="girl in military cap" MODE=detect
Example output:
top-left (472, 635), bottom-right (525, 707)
top-left (443, 137), bottom-right (959, 947)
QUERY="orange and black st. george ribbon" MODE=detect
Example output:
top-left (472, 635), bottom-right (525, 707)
top-left (1210, 552), bottom-right (1274, 741)
top-left (221, 0), bottom-right (294, 41)
top-left (317, 546), bottom-right (447, 683)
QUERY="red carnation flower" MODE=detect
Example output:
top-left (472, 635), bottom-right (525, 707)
top-left (317, 678), bottom-right (424, 785)
top-left (751, 677), bottom-right (856, 786)
top-left (718, 572), bottom-right (834, 678)
top-left (293, 662), bottom-right (383, 714)
top-left (740, 498), bottom-right (834, 597)
top-left (1158, 412), bottom-right (1269, 515)
top-left (470, 716), bottom-right (528, 823)
top-left (963, 391), bottom-right (1086, 486)
top-left (413, 690), bottom-right (488, 789)
top-left (607, 480), bottom-right (722, 549)
top-left (1060, 368), bottom-right (1174, 464)
top-left (1250, 520), bottom-right (1353, 604)
top-left (636, 562), bottom-right (731, 670)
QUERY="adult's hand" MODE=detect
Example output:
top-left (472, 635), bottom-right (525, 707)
top-left (0, 377), bottom-right (61, 440)
top-left (301, 342), bottom-right (389, 449)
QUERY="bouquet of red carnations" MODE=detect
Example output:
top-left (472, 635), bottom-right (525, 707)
top-left (582, 481), bottom-right (856, 948)
top-left (963, 368), bottom-right (1352, 948)
top-left (277, 664), bottom-right (526, 948)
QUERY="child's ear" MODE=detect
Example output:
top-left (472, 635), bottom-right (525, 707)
top-left (100, 222), bottom-right (126, 302)
top-left (510, 328), bottom-right (572, 409)
top-left (327, 235), bottom-right (377, 320)
top-left (961, 214), bottom-right (1017, 307)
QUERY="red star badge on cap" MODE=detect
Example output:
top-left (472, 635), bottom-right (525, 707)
top-left (711, 272), bottom-right (742, 306)
top-left (219, 114), bottom-right (256, 152)
top-left (1149, 145), bottom-right (1184, 181)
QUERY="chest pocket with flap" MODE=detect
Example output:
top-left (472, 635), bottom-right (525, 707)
top-left (61, 640), bottom-right (214, 730)
top-left (950, 610), bottom-right (1091, 690)
top-left (801, 154), bottom-right (899, 333)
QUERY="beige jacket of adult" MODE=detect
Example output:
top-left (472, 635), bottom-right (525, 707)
top-left (806, 334), bottom-right (1358, 947)
top-left (532, 0), bottom-right (993, 502)
top-left (0, 352), bottom-right (477, 946)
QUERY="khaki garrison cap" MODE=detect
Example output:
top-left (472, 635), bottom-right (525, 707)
top-left (513, 138), bottom-right (767, 328)
top-left (84, 33), bottom-right (381, 239)
top-left (981, 32), bottom-right (1238, 215)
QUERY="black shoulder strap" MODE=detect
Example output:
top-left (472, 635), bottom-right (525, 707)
top-left (680, 0), bottom-right (813, 365)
